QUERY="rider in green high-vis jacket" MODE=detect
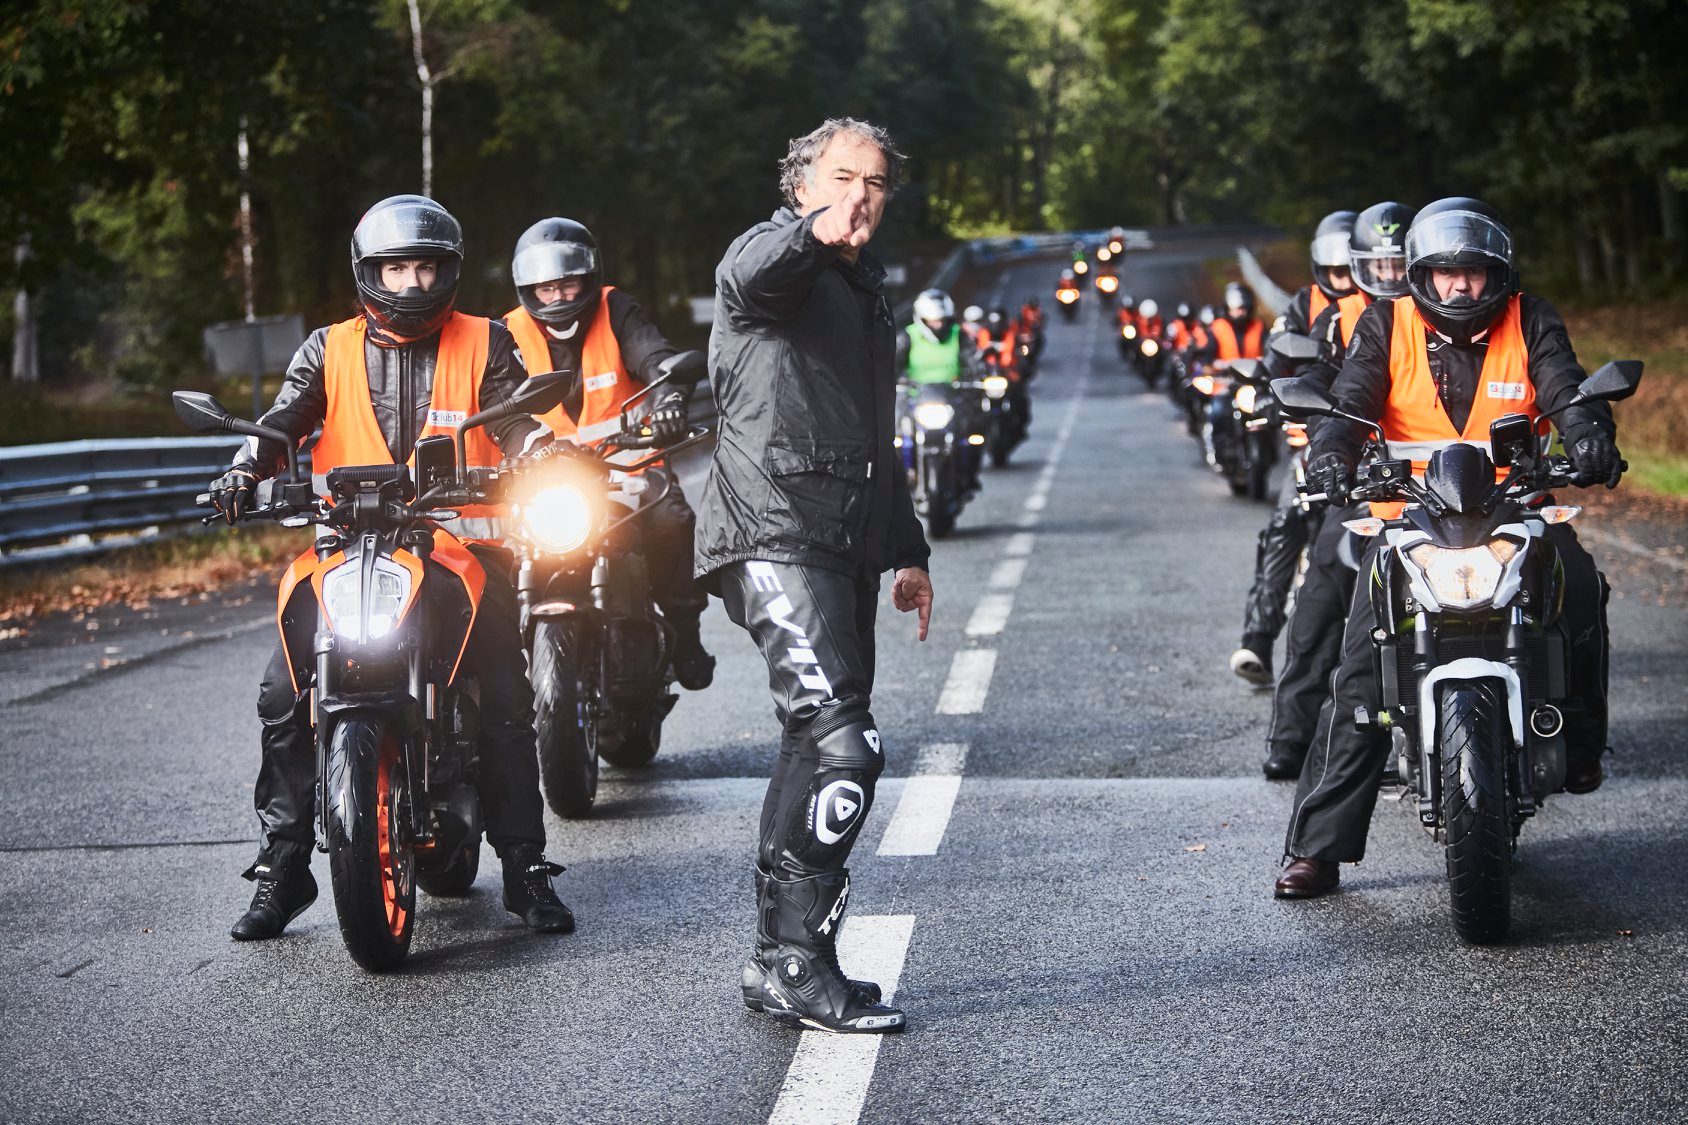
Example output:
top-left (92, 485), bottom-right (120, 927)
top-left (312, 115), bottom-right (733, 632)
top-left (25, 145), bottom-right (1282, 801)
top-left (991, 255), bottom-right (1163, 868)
top-left (901, 289), bottom-right (966, 384)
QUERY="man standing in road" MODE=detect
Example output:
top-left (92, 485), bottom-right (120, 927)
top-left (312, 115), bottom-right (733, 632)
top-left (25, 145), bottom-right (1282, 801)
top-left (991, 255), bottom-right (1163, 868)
top-left (697, 117), bottom-right (934, 1034)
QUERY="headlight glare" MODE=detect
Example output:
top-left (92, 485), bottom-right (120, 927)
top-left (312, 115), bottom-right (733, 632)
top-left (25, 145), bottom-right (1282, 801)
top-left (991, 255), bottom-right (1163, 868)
top-left (1235, 384), bottom-right (1258, 413)
top-left (982, 375), bottom-right (1009, 399)
top-left (321, 556), bottom-right (412, 644)
top-left (523, 484), bottom-right (594, 553)
top-left (913, 402), bottom-right (956, 430)
top-left (1404, 541), bottom-right (1505, 609)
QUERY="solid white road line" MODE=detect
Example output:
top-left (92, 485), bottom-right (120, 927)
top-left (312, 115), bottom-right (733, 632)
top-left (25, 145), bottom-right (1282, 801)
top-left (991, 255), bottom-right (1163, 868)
top-left (935, 649), bottom-right (996, 715)
top-left (878, 742), bottom-right (970, 857)
top-left (766, 915), bottom-right (918, 1125)
top-left (988, 557), bottom-right (1029, 590)
top-left (964, 592), bottom-right (1015, 637)
top-left (1022, 492), bottom-right (1047, 512)
top-left (1004, 531), bottom-right (1035, 557)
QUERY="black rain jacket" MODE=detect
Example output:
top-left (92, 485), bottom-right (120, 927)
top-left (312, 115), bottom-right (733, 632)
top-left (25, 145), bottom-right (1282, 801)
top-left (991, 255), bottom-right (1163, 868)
top-left (694, 207), bottom-right (930, 586)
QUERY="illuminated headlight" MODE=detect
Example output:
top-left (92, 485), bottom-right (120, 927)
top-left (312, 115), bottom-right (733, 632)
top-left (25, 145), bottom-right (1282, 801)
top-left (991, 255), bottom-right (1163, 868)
top-left (322, 556), bottom-right (411, 644)
top-left (914, 402), bottom-right (956, 431)
top-left (1403, 539), bottom-right (1518, 610)
top-left (1141, 338), bottom-right (1160, 356)
top-left (1192, 374), bottom-right (1216, 396)
top-left (983, 375), bottom-right (1009, 399)
top-left (1096, 247), bottom-right (1112, 262)
top-left (1235, 384), bottom-right (1258, 413)
top-left (523, 483), bottom-right (594, 553)
top-left (1121, 324), bottom-right (1137, 340)
top-left (1057, 289), bottom-right (1079, 304)
top-left (1097, 275), bottom-right (1118, 292)
top-left (1074, 261), bottom-right (1088, 274)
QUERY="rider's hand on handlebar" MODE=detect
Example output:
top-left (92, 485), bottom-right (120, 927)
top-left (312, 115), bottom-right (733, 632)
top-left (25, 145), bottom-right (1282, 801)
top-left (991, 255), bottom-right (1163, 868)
top-left (1306, 452), bottom-right (1353, 507)
top-left (1569, 434), bottom-right (1623, 489)
top-left (208, 469), bottom-right (257, 524)
top-left (648, 391), bottom-right (689, 446)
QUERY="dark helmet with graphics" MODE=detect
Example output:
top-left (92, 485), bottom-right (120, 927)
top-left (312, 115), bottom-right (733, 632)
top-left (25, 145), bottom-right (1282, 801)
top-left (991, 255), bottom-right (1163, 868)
top-left (512, 217), bottom-right (602, 331)
top-left (1310, 209), bottom-right (1357, 301)
top-left (1405, 197), bottom-right (1518, 345)
top-left (350, 194), bottom-right (463, 338)
top-left (1350, 201), bottom-right (1416, 301)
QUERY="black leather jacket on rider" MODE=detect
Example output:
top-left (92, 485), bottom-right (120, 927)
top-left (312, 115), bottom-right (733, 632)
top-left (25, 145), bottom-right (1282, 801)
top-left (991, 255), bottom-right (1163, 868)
top-left (229, 321), bottom-right (544, 477)
top-left (696, 206), bottom-right (930, 584)
top-left (1309, 294), bottom-right (1614, 471)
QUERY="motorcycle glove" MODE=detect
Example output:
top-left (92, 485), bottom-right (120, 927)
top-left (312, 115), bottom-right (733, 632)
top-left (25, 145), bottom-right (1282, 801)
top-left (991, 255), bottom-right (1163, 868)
top-left (1306, 451), bottom-right (1353, 506)
top-left (649, 390), bottom-right (689, 446)
top-left (208, 469), bottom-right (257, 524)
top-left (1570, 434), bottom-right (1623, 489)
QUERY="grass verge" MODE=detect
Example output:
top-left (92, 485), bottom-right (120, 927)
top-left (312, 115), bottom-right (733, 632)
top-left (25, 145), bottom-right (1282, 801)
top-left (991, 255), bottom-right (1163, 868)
top-left (0, 524), bottom-right (305, 629)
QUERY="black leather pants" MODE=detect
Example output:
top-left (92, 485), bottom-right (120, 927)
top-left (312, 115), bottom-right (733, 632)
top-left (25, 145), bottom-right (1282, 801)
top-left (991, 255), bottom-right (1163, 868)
top-left (719, 561), bottom-right (885, 879)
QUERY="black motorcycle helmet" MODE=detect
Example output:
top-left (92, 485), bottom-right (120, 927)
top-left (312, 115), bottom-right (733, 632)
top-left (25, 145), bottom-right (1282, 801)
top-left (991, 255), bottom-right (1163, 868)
top-left (1223, 282), bottom-right (1255, 319)
top-left (512, 217), bottom-right (602, 331)
top-left (1310, 209), bottom-right (1357, 301)
top-left (350, 194), bottom-right (463, 338)
top-left (985, 306), bottom-right (1010, 333)
top-left (1025, 295), bottom-right (1041, 309)
top-left (1405, 197), bottom-right (1518, 345)
top-left (1349, 201), bottom-right (1416, 301)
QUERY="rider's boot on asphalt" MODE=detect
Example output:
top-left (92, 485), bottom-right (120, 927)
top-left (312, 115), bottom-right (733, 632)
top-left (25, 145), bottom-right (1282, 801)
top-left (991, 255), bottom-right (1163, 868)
top-left (671, 616), bottom-right (716, 692)
top-left (1564, 746), bottom-right (1607, 794)
top-left (1274, 857), bottom-right (1340, 899)
top-left (1230, 632), bottom-right (1274, 686)
top-left (1262, 742), bottom-right (1306, 781)
top-left (502, 847), bottom-right (575, 933)
top-left (742, 867), bottom-right (881, 1012)
top-left (230, 858), bottom-right (318, 941)
top-left (749, 869), bottom-right (905, 1034)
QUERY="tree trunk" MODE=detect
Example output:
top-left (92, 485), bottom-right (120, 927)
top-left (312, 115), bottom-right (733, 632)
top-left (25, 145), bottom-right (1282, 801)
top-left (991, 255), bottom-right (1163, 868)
top-left (407, 0), bottom-right (434, 197)
top-left (11, 234), bottom-right (39, 382)
top-left (1574, 233), bottom-right (1598, 292)
top-left (1659, 168), bottom-right (1683, 247)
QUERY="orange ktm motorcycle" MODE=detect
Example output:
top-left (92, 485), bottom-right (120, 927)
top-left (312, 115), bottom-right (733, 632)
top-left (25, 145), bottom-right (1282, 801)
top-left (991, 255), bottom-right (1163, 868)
top-left (173, 373), bottom-right (568, 972)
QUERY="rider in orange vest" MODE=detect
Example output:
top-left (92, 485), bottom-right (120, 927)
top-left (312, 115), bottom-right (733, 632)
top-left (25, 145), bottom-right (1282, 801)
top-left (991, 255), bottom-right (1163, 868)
top-left (1201, 282), bottom-right (1266, 363)
top-left (209, 195), bottom-right (573, 941)
top-left (1277, 198), bottom-right (1624, 900)
top-left (505, 217), bottom-right (715, 692)
top-left (1248, 201), bottom-right (1416, 780)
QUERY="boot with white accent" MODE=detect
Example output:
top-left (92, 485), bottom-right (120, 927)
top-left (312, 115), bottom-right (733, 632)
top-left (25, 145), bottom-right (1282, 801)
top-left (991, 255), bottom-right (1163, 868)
top-left (741, 867), bottom-right (881, 1012)
top-left (751, 869), bottom-right (905, 1034)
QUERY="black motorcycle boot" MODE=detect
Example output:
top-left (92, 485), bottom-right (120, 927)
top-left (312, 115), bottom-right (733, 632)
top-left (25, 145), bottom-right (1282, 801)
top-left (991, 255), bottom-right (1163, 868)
top-left (741, 868), bottom-right (881, 1011)
top-left (230, 858), bottom-right (318, 941)
top-left (501, 848), bottom-right (576, 933)
top-left (1262, 743), bottom-right (1306, 781)
top-left (1564, 746), bottom-right (1607, 795)
top-left (1230, 632), bottom-right (1274, 686)
top-left (751, 870), bottom-right (905, 1034)
top-left (670, 616), bottom-right (716, 692)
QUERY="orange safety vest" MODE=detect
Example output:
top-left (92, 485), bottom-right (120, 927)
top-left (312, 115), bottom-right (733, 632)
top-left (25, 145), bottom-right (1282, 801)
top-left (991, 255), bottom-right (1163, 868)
top-left (1372, 292), bottom-right (1535, 517)
top-left (1335, 292), bottom-right (1369, 348)
top-left (315, 312), bottom-right (506, 541)
top-left (1211, 317), bottom-right (1264, 360)
top-left (1308, 286), bottom-right (1331, 326)
top-left (504, 285), bottom-right (642, 447)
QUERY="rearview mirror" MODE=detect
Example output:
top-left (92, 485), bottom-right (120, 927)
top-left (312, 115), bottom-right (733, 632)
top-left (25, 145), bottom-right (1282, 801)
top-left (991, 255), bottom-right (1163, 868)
top-left (502, 370), bottom-right (574, 417)
top-left (1269, 332), bottom-right (1323, 363)
top-left (1573, 360), bottom-right (1643, 405)
top-left (1269, 376), bottom-right (1336, 420)
top-left (1488, 413), bottom-right (1536, 468)
top-left (173, 391), bottom-right (235, 434)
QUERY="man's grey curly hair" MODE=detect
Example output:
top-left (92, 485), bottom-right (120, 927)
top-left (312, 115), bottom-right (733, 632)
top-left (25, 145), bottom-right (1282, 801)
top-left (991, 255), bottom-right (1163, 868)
top-left (779, 118), bottom-right (906, 210)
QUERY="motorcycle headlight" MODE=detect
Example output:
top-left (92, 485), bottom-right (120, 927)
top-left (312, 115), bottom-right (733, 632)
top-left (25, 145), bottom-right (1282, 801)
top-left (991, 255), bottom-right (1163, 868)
top-left (321, 556), bottom-right (412, 644)
top-left (522, 483), bottom-right (594, 553)
top-left (1098, 275), bottom-right (1118, 292)
top-left (983, 375), bottom-right (1009, 399)
top-left (1235, 384), bottom-right (1258, 413)
top-left (1192, 374), bottom-right (1216, 396)
top-left (1074, 260), bottom-right (1088, 274)
top-left (1403, 540), bottom-right (1516, 610)
top-left (914, 402), bottom-right (956, 430)
top-left (1141, 338), bottom-right (1160, 356)
top-left (1057, 289), bottom-right (1078, 304)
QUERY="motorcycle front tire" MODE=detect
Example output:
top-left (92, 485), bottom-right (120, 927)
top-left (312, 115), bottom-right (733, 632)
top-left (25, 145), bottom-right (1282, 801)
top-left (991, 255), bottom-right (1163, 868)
top-left (324, 717), bottom-right (415, 972)
top-left (1439, 680), bottom-right (1514, 945)
top-left (531, 618), bottom-right (599, 820)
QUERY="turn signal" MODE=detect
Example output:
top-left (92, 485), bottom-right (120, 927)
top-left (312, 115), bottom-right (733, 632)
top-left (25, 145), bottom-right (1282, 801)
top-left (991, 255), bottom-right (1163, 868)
top-left (1538, 505), bottom-right (1581, 525)
top-left (1342, 517), bottom-right (1386, 537)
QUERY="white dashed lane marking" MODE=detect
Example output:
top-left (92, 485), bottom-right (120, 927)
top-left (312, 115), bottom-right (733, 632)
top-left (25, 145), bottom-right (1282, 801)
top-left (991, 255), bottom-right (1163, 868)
top-left (964, 593), bottom-right (1015, 638)
top-left (935, 649), bottom-right (997, 715)
top-left (878, 743), bottom-right (969, 857)
top-left (766, 914), bottom-right (917, 1125)
top-left (987, 557), bottom-right (1028, 590)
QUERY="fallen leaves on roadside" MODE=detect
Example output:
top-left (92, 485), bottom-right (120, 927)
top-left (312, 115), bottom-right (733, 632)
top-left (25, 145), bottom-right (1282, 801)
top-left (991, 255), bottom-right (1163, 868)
top-left (1184, 843), bottom-right (1207, 853)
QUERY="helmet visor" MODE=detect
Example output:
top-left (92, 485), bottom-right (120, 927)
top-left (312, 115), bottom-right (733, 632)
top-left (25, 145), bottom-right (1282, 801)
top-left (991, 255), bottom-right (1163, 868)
top-left (1310, 231), bottom-right (1352, 269)
top-left (353, 200), bottom-right (462, 262)
top-left (1406, 210), bottom-right (1512, 270)
top-left (1351, 249), bottom-right (1408, 298)
top-left (512, 241), bottom-right (599, 287)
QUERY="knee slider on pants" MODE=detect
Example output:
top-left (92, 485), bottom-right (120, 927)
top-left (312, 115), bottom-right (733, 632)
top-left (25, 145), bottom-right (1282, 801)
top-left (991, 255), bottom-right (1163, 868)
top-left (810, 706), bottom-right (885, 779)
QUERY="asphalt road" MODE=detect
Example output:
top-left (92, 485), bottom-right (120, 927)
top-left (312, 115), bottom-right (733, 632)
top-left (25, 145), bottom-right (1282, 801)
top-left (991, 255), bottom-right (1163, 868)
top-left (4, 241), bottom-right (1687, 1124)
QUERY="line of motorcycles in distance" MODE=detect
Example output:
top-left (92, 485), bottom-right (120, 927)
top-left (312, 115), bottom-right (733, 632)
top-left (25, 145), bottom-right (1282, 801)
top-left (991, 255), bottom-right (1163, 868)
top-left (173, 354), bottom-right (709, 971)
top-left (896, 320), bottom-right (1042, 539)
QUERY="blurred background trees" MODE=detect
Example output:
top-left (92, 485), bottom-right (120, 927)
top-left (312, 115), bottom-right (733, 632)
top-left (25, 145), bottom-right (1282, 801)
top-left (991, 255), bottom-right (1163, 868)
top-left (2, 0), bottom-right (1685, 385)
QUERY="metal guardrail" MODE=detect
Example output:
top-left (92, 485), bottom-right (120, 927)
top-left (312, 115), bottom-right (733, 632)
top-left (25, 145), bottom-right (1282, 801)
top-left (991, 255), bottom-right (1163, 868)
top-left (1237, 246), bottom-right (1292, 318)
top-left (0, 437), bottom-right (309, 567)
